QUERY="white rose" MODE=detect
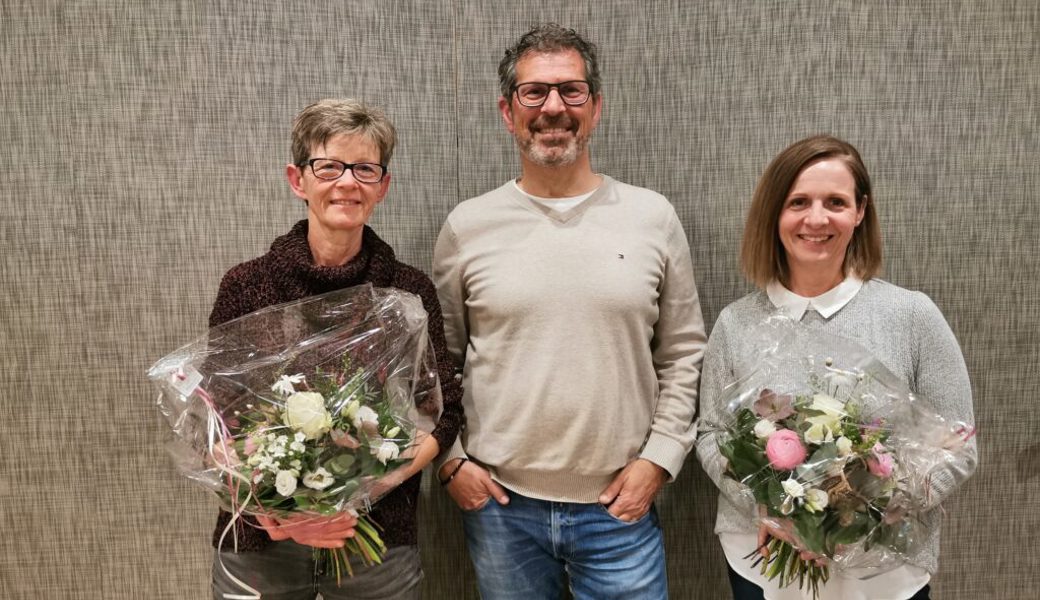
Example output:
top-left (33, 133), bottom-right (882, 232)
top-left (753, 419), bottom-right (777, 439)
top-left (782, 477), bottom-right (805, 498)
top-left (835, 436), bottom-right (853, 456)
top-left (275, 470), bottom-right (298, 497)
top-left (353, 406), bottom-right (379, 431)
top-left (804, 488), bottom-right (829, 513)
top-left (373, 440), bottom-right (401, 465)
top-left (284, 392), bottom-right (332, 440)
top-left (302, 467), bottom-right (335, 490)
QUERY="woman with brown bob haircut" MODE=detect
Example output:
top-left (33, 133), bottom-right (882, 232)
top-left (696, 135), bottom-right (977, 600)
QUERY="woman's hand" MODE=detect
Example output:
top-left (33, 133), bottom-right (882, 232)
top-left (757, 507), bottom-right (827, 565)
top-left (255, 512), bottom-right (357, 549)
top-left (757, 511), bottom-right (827, 566)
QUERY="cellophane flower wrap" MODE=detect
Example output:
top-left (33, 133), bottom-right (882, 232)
top-left (701, 316), bottom-right (975, 598)
top-left (148, 284), bottom-right (442, 582)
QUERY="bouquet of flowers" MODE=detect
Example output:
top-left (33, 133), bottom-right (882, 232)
top-left (148, 284), bottom-right (442, 583)
top-left (706, 317), bottom-right (974, 598)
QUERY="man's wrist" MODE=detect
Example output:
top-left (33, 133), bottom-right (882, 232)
top-left (438, 457), bottom-right (465, 481)
top-left (439, 458), bottom-right (468, 486)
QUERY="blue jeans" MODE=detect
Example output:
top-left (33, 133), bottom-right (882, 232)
top-left (461, 489), bottom-right (668, 600)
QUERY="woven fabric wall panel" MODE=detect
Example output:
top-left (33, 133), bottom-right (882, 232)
top-left (2, 1), bottom-right (1036, 598)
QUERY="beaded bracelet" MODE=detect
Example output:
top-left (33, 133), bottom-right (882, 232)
top-left (440, 458), bottom-right (468, 486)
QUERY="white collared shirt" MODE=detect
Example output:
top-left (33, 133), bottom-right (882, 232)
top-left (766, 276), bottom-right (864, 320)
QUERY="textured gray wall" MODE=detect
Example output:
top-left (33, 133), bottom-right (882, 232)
top-left (2, 1), bottom-right (1036, 598)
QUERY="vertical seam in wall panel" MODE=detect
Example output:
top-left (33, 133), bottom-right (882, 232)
top-left (451, 1), bottom-right (461, 207)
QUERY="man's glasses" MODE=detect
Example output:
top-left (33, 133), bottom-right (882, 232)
top-left (303, 158), bottom-right (387, 183)
top-left (513, 80), bottom-right (592, 107)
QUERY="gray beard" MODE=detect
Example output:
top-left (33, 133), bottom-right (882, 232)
top-left (517, 132), bottom-right (588, 168)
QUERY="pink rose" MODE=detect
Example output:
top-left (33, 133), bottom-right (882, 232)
top-left (765, 429), bottom-right (808, 471)
top-left (866, 442), bottom-right (895, 478)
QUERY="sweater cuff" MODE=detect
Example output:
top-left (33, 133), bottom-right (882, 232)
top-left (639, 433), bottom-right (688, 480)
top-left (434, 438), bottom-right (468, 473)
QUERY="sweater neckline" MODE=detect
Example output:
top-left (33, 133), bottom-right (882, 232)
top-left (269, 220), bottom-right (397, 289)
top-left (508, 175), bottom-right (613, 224)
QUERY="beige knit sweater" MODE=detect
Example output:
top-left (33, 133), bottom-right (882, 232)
top-left (433, 176), bottom-right (706, 502)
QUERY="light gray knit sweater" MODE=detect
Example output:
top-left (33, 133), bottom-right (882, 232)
top-left (695, 279), bottom-right (977, 574)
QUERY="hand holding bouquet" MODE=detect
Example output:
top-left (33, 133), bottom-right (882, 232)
top-left (706, 317), bottom-right (975, 598)
top-left (149, 284), bottom-right (443, 583)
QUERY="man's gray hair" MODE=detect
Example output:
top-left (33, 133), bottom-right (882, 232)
top-left (291, 98), bottom-right (397, 166)
top-left (498, 23), bottom-right (601, 100)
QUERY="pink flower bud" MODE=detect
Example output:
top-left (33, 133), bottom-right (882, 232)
top-left (765, 429), bottom-right (808, 471)
top-left (866, 442), bottom-right (895, 478)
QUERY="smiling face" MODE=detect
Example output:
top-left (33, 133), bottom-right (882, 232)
top-left (778, 158), bottom-right (865, 286)
top-left (498, 49), bottom-right (602, 168)
top-left (286, 133), bottom-right (390, 238)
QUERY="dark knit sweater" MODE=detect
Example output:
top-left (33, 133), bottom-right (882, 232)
top-left (208, 220), bottom-right (463, 551)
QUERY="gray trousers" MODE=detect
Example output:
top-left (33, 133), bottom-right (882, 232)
top-left (212, 541), bottom-right (422, 600)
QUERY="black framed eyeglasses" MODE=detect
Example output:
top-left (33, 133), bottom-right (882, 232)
top-left (303, 158), bottom-right (387, 183)
top-left (513, 80), bottom-right (592, 107)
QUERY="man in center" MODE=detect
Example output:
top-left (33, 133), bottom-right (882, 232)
top-left (433, 24), bottom-right (706, 599)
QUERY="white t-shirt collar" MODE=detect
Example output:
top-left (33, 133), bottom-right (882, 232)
top-left (512, 180), bottom-right (597, 212)
top-left (766, 276), bottom-right (864, 320)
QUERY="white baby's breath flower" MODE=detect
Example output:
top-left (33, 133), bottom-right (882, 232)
top-left (302, 467), bottom-right (334, 490)
top-left (271, 374), bottom-right (306, 396)
top-left (804, 488), bottom-right (829, 513)
top-left (373, 440), bottom-right (401, 465)
top-left (835, 436), bottom-right (853, 456)
top-left (782, 477), bottom-right (805, 498)
top-left (275, 470), bottom-right (298, 497)
top-left (753, 419), bottom-right (777, 439)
